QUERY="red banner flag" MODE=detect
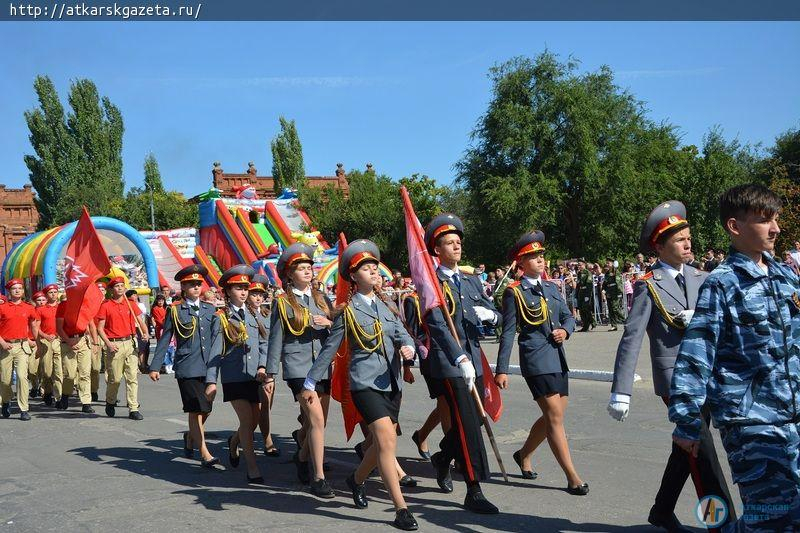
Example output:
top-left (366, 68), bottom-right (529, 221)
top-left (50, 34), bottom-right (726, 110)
top-left (329, 232), bottom-right (362, 440)
top-left (62, 207), bottom-right (112, 335)
top-left (400, 186), bottom-right (445, 316)
top-left (480, 348), bottom-right (503, 422)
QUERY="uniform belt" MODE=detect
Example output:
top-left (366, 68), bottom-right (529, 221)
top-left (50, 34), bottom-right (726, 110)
top-left (6, 338), bottom-right (29, 343)
top-left (108, 335), bottom-right (134, 342)
top-left (67, 333), bottom-right (86, 339)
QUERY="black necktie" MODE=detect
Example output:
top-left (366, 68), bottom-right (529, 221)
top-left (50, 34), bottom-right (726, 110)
top-left (237, 308), bottom-right (245, 320)
top-left (191, 305), bottom-right (199, 315)
top-left (675, 273), bottom-right (686, 298)
top-left (452, 274), bottom-right (461, 292)
top-left (371, 299), bottom-right (379, 314)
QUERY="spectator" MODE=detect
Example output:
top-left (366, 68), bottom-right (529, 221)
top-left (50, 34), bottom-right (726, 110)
top-left (703, 249), bottom-right (719, 272)
top-left (475, 264), bottom-right (487, 282)
top-left (634, 253), bottom-right (646, 273)
top-left (782, 250), bottom-right (800, 275)
top-left (791, 240), bottom-right (800, 266)
top-left (150, 294), bottom-right (167, 341)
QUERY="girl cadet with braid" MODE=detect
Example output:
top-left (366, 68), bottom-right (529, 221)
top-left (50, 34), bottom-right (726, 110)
top-left (204, 265), bottom-right (269, 484)
top-left (302, 239), bottom-right (419, 531)
top-left (265, 243), bottom-right (335, 498)
top-left (149, 265), bottom-right (219, 467)
top-left (494, 231), bottom-right (588, 495)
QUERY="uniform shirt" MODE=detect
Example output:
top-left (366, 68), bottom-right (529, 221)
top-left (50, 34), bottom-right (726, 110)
top-left (669, 250), bottom-right (800, 441)
top-left (0, 300), bottom-right (39, 339)
top-left (37, 303), bottom-right (59, 336)
top-left (97, 297), bottom-right (142, 338)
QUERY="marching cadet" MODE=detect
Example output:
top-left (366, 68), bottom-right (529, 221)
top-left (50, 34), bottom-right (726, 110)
top-left (204, 265), bottom-right (269, 484)
top-left (29, 291), bottom-right (47, 397)
top-left (149, 265), bottom-right (219, 467)
top-left (602, 259), bottom-right (624, 331)
top-left (97, 277), bottom-right (149, 420)
top-left (422, 213), bottom-right (501, 514)
top-left (55, 289), bottom-right (97, 414)
top-left (36, 284), bottom-right (61, 407)
top-left (0, 279), bottom-right (40, 420)
top-left (608, 200), bottom-right (736, 532)
top-left (265, 243), bottom-right (334, 495)
top-left (89, 281), bottom-right (108, 402)
top-left (246, 274), bottom-right (279, 457)
top-left (494, 231), bottom-right (587, 495)
top-left (302, 239), bottom-right (419, 531)
top-left (576, 260), bottom-right (596, 331)
top-left (670, 184), bottom-right (800, 531)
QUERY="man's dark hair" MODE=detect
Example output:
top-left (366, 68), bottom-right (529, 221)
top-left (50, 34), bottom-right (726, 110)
top-left (719, 183), bottom-right (782, 228)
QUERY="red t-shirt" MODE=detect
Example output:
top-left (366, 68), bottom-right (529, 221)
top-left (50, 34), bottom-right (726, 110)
top-left (37, 303), bottom-right (59, 336)
top-left (151, 305), bottom-right (167, 326)
top-left (97, 298), bottom-right (142, 338)
top-left (0, 301), bottom-right (39, 340)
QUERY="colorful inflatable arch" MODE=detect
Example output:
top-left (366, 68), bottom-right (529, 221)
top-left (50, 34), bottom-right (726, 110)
top-left (317, 259), bottom-right (393, 287)
top-left (1, 217), bottom-right (160, 293)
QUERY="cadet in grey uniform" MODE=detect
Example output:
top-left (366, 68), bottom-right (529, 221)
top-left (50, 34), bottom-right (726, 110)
top-left (495, 231), bottom-right (587, 495)
top-left (303, 239), bottom-right (419, 531)
top-left (265, 243), bottom-right (335, 497)
top-left (204, 265), bottom-right (269, 484)
top-left (608, 200), bottom-right (736, 532)
top-left (149, 264), bottom-right (220, 467)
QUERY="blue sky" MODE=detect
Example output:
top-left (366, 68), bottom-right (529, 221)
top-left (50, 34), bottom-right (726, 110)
top-left (1, 22), bottom-right (798, 197)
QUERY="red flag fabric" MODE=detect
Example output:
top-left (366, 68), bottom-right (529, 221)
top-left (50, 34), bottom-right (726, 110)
top-left (329, 232), bottom-right (362, 440)
top-left (62, 207), bottom-right (112, 335)
top-left (480, 348), bottom-right (503, 422)
top-left (400, 186), bottom-right (445, 316)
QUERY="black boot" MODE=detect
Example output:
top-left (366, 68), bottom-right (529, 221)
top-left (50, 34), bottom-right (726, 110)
top-left (393, 509), bottom-right (419, 531)
top-left (105, 403), bottom-right (115, 417)
top-left (59, 395), bottom-right (69, 410)
top-left (430, 452), bottom-right (453, 493)
top-left (82, 404), bottom-right (95, 414)
top-left (20, 411), bottom-right (31, 421)
top-left (91, 392), bottom-right (98, 402)
top-left (1, 403), bottom-right (9, 418)
top-left (647, 506), bottom-right (692, 532)
top-left (43, 393), bottom-right (53, 406)
top-left (128, 411), bottom-right (143, 421)
top-left (464, 488), bottom-right (499, 514)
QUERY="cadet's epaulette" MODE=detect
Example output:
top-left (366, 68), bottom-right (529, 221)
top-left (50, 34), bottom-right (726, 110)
top-left (408, 292), bottom-right (418, 298)
top-left (171, 302), bottom-right (182, 307)
top-left (507, 281), bottom-right (522, 290)
top-left (640, 272), bottom-right (654, 281)
top-left (215, 309), bottom-right (225, 317)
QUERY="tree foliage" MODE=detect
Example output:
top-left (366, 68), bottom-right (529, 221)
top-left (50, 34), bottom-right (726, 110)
top-left (270, 117), bottom-right (305, 195)
top-left (144, 152), bottom-right (165, 193)
top-left (764, 128), bottom-right (800, 253)
top-left (24, 76), bottom-right (124, 228)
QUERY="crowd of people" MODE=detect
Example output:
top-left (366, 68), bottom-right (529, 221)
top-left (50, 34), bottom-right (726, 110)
top-left (0, 183), bottom-right (798, 531)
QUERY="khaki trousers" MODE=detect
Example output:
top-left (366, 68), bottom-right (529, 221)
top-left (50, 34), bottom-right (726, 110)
top-left (0, 341), bottom-right (35, 411)
top-left (90, 341), bottom-right (103, 393)
top-left (38, 338), bottom-right (62, 396)
top-left (60, 335), bottom-right (92, 405)
top-left (104, 338), bottom-right (139, 411)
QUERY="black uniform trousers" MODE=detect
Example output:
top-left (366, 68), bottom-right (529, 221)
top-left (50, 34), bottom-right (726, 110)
top-left (654, 401), bottom-right (737, 526)
top-left (435, 373), bottom-right (490, 483)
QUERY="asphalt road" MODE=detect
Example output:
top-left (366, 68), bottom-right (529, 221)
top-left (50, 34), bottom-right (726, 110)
top-left (0, 327), bottom-right (737, 532)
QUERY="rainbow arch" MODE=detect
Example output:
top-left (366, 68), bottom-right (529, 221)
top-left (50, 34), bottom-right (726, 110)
top-left (317, 258), bottom-right (393, 287)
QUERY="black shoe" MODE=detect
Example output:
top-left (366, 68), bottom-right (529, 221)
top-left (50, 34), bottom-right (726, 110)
top-left (310, 478), bottom-right (335, 499)
top-left (512, 450), bottom-right (537, 480)
top-left (647, 507), bottom-right (692, 532)
top-left (105, 403), bottom-right (115, 417)
top-left (201, 457), bottom-right (220, 468)
top-left (354, 441), bottom-right (365, 459)
top-left (60, 396), bottom-right (69, 410)
top-left (464, 491), bottom-right (499, 514)
top-left (91, 392), bottom-right (98, 402)
top-left (43, 393), bottom-right (53, 406)
top-left (293, 450), bottom-right (310, 484)
top-left (228, 435), bottom-right (240, 468)
top-left (128, 411), bottom-right (143, 421)
top-left (566, 482), bottom-right (589, 496)
top-left (19, 411), bottom-right (31, 421)
top-left (430, 452), bottom-right (453, 493)
top-left (2, 403), bottom-right (10, 418)
top-left (399, 475), bottom-right (418, 488)
top-left (393, 508), bottom-right (419, 531)
top-left (183, 432), bottom-right (194, 458)
top-left (263, 444), bottom-right (281, 457)
top-left (411, 431), bottom-right (431, 461)
top-left (82, 404), bottom-right (95, 414)
top-left (247, 475), bottom-right (264, 484)
top-left (346, 473), bottom-right (368, 508)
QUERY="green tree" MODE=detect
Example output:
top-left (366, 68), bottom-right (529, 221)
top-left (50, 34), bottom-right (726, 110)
top-left (24, 76), bottom-right (124, 228)
top-left (109, 188), bottom-right (198, 231)
top-left (144, 152), bottom-right (165, 193)
top-left (270, 117), bottom-right (305, 195)
top-left (456, 53), bottom-right (693, 262)
top-left (763, 127), bottom-right (800, 251)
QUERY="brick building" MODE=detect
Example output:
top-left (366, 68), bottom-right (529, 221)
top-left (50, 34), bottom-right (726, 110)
top-left (211, 161), bottom-right (350, 199)
top-left (0, 184), bottom-right (39, 259)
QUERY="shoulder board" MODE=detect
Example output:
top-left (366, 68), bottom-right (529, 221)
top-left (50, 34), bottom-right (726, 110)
top-left (507, 281), bottom-right (521, 289)
top-left (275, 293), bottom-right (286, 300)
top-left (408, 292), bottom-right (418, 298)
top-left (215, 309), bottom-right (226, 317)
top-left (171, 302), bottom-right (182, 307)
top-left (640, 272), bottom-right (654, 281)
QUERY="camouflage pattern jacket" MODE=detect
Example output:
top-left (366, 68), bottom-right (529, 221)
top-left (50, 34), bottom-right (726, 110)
top-left (669, 249), bottom-right (800, 441)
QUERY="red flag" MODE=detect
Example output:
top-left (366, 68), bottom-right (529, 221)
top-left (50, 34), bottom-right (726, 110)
top-left (401, 186), bottom-right (445, 316)
top-left (329, 232), bottom-right (362, 440)
top-left (480, 348), bottom-right (503, 422)
top-left (62, 207), bottom-right (112, 335)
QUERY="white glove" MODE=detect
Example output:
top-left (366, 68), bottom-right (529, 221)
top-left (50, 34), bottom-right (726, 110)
top-left (473, 306), bottom-right (496, 323)
top-left (458, 359), bottom-right (476, 391)
top-left (674, 310), bottom-right (695, 327)
top-left (607, 393), bottom-right (630, 422)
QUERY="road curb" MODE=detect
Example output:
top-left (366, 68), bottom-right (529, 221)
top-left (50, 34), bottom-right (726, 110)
top-left (487, 363), bottom-right (641, 383)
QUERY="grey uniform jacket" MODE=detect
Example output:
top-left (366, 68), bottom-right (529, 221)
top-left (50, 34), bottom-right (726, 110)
top-left (611, 263), bottom-right (707, 397)
top-left (266, 294), bottom-right (332, 380)
top-left (149, 301), bottom-right (219, 379)
top-left (205, 307), bottom-right (269, 384)
top-left (308, 296), bottom-right (415, 392)
top-left (424, 269), bottom-right (501, 380)
top-left (496, 279), bottom-right (576, 377)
